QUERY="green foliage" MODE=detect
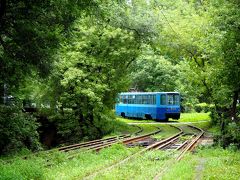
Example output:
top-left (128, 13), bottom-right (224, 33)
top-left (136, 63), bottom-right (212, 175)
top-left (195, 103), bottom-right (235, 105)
top-left (48, 14), bottom-right (140, 140)
top-left (130, 45), bottom-right (178, 92)
top-left (0, 105), bottom-right (41, 155)
top-left (0, 0), bottom-right (239, 152)
top-left (182, 103), bottom-right (194, 113)
top-left (215, 120), bottom-right (240, 149)
top-left (194, 103), bottom-right (213, 113)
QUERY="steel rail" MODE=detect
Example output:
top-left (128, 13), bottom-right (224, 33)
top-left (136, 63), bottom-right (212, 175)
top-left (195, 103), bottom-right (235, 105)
top-left (122, 127), bottom-right (161, 145)
top-left (176, 125), bottom-right (204, 161)
top-left (83, 126), bottom-right (183, 179)
top-left (59, 135), bottom-right (128, 151)
top-left (59, 124), bottom-right (143, 152)
top-left (60, 135), bottom-right (130, 152)
top-left (91, 127), bottom-right (162, 151)
top-left (153, 125), bottom-right (204, 180)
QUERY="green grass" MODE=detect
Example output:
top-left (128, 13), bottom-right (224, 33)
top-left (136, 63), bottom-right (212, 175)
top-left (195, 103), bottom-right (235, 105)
top-left (123, 123), bottom-right (180, 139)
top-left (116, 117), bottom-right (155, 123)
top-left (135, 124), bottom-right (160, 135)
top-left (44, 145), bottom-right (139, 179)
top-left (116, 112), bottom-right (211, 124)
top-left (161, 154), bottom-right (198, 180)
top-left (2, 142), bottom-right (240, 180)
top-left (5, 113), bottom-right (235, 180)
top-left (178, 112), bottom-right (210, 122)
top-left (93, 150), bottom-right (171, 180)
top-left (0, 144), bottom-right (140, 180)
top-left (162, 147), bottom-right (240, 180)
top-left (152, 124), bottom-right (180, 140)
top-left (198, 147), bottom-right (240, 179)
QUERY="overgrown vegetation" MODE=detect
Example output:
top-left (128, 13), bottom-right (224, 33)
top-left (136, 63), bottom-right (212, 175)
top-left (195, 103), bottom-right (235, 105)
top-left (0, 144), bottom-right (139, 180)
top-left (0, 0), bottom-right (239, 154)
top-left (162, 147), bottom-right (240, 179)
top-left (3, 144), bottom-right (239, 180)
top-left (0, 105), bottom-right (40, 155)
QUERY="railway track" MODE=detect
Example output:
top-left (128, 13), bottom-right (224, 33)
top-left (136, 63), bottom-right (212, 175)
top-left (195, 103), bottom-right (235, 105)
top-left (83, 124), bottom-right (204, 179)
top-left (58, 125), bottom-right (160, 152)
top-left (153, 124), bottom-right (204, 179)
top-left (7, 124), bottom-right (144, 163)
top-left (149, 125), bottom-right (203, 152)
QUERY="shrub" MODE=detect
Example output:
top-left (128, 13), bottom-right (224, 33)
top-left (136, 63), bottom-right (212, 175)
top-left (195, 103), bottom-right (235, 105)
top-left (183, 103), bottom-right (194, 113)
top-left (48, 108), bottom-right (118, 144)
top-left (210, 108), bottom-right (220, 125)
top-left (194, 103), bottom-right (213, 113)
top-left (0, 105), bottom-right (41, 155)
top-left (213, 117), bottom-right (240, 149)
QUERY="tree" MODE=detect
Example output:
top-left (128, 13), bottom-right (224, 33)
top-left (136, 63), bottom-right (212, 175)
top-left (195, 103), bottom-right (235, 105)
top-left (130, 45), bottom-right (178, 92)
top-left (49, 15), bottom-right (140, 139)
top-left (0, 0), bottom-right (99, 98)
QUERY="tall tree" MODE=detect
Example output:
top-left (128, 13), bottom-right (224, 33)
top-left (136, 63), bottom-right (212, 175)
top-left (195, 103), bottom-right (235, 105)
top-left (49, 15), bottom-right (140, 139)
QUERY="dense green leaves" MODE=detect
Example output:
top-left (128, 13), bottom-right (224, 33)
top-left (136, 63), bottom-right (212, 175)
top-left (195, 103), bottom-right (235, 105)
top-left (130, 45), bottom-right (178, 92)
top-left (50, 15), bottom-right (140, 139)
top-left (0, 0), bottom-right (240, 152)
top-left (0, 105), bottom-right (40, 154)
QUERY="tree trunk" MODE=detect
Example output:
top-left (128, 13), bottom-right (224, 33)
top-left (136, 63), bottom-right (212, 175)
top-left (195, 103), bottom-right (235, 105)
top-left (78, 109), bottom-right (85, 136)
top-left (231, 90), bottom-right (239, 121)
top-left (0, 0), bottom-right (6, 23)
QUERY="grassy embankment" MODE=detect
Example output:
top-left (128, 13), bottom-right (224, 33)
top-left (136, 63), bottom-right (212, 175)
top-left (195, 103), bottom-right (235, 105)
top-left (117, 112), bottom-right (211, 123)
top-left (0, 144), bottom-right (140, 179)
top-left (2, 113), bottom-right (239, 179)
top-left (116, 112), bottom-right (211, 133)
top-left (3, 145), bottom-right (236, 180)
top-left (161, 147), bottom-right (240, 180)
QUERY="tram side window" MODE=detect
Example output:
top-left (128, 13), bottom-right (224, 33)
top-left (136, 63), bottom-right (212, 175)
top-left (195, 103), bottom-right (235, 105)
top-left (119, 94), bottom-right (157, 104)
top-left (136, 95), bottom-right (141, 104)
top-left (148, 95), bottom-right (152, 104)
top-left (119, 95), bottom-right (123, 104)
top-left (132, 95), bottom-right (136, 104)
top-left (127, 95), bottom-right (131, 104)
top-left (123, 95), bottom-right (127, 104)
top-left (142, 95), bottom-right (147, 104)
top-left (153, 95), bottom-right (156, 104)
top-left (161, 95), bottom-right (166, 105)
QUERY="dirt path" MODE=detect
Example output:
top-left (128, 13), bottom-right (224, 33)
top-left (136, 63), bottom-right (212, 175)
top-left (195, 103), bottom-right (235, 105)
top-left (195, 158), bottom-right (206, 180)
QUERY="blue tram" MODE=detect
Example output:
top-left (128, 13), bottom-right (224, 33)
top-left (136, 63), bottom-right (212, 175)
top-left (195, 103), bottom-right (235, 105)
top-left (115, 92), bottom-right (180, 121)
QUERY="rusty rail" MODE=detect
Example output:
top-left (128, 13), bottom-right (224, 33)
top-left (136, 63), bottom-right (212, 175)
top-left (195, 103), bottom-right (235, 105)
top-left (153, 124), bottom-right (204, 180)
top-left (83, 126), bottom-right (183, 179)
top-left (176, 125), bottom-right (204, 161)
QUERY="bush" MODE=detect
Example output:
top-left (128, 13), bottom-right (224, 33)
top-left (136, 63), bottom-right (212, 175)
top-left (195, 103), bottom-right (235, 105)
top-left (210, 108), bottom-right (220, 125)
top-left (47, 108), bottom-right (118, 144)
top-left (213, 117), bottom-right (240, 149)
top-left (194, 103), bottom-right (213, 113)
top-left (0, 105), bottom-right (41, 155)
top-left (182, 103), bottom-right (194, 113)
